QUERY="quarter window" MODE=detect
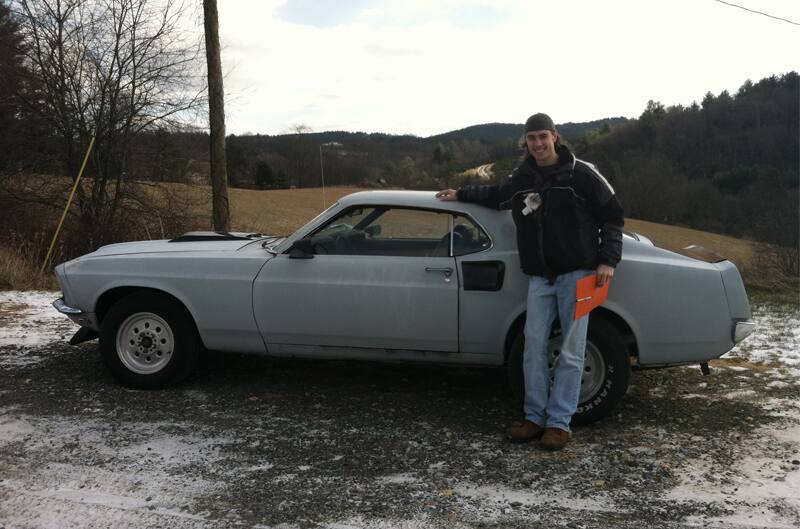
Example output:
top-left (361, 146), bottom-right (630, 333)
top-left (452, 213), bottom-right (491, 256)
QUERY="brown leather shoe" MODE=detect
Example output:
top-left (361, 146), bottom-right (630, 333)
top-left (506, 420), bottom-right (544, 443)
top-left (541, 428), bottom-right (571, 450)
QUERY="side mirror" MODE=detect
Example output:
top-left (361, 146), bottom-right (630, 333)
top-left (288, 238), bottom-right (315, 259)
top-left (365, 225), bottom-right (381, 237)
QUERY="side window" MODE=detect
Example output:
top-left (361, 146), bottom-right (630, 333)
top-left (370, 208), bottom-right (450, 240)
top-left (305, 206), bottom-right (452, 257)
top-left (452, 213), bottom-right (491, 256)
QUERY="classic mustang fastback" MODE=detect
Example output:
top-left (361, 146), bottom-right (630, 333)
top-left (54, 190), bottom-right (755, 424)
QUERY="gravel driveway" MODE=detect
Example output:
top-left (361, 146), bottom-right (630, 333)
top-left (1, 292), bottom-right (798, 529)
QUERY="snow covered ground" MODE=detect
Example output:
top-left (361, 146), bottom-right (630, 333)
top-left (1, 291), bottom-right (799, 529)
top-left (0, 291), bottom-right (76, 366)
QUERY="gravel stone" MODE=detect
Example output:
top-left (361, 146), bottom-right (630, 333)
top-left (1, 294), bottom-right (799, 528)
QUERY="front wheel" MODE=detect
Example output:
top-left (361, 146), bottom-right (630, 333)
top-left (507, 316), bottom-right (631, 426)
top-left (100, 291), bottom-right (199, 388)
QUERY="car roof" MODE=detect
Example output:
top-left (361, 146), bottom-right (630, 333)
top-left (338, 190), bottom-right (473, 213)
top-left (335, 190), bottom-right (644, 247)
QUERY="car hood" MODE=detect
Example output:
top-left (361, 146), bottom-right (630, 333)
top-left (85, 238), bottom-right (260, 258)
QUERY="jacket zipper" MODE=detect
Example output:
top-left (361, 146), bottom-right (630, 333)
top-left (535, 199), bottom-right (553, 279)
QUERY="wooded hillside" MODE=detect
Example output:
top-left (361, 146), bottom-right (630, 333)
top-left (577, 72), bottom-right (798, 269)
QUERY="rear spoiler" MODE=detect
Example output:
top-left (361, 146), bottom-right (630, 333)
top-left (676, 245), bottom-right (727, 263)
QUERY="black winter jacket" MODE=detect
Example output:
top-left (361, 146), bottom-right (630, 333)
top-left (457, 145), bottom-right (624, 277)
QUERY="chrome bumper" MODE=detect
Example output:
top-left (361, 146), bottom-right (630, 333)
top-left (53, 298), bottom-right (100, 330)
top-left (733, 319), bottom-right (756, 343)
top-left (53, 297), bottom-right (81, 314)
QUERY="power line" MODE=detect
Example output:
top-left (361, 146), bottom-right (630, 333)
top-left (714, 0), bottom-right (800, 26)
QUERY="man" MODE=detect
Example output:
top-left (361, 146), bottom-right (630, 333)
top-left (436, 113), bottom-right (623, 450)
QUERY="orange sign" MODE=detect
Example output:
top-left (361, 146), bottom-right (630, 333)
top-left (574, 274), bottom-right (610, 320)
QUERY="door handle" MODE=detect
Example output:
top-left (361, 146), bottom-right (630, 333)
top-left (425, 266), bottom-right (453, 281)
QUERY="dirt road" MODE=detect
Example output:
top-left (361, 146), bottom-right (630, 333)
top-left (1, 292), bottom-right (799, 528)
top-left (457, 164), bottom-right (495, 182)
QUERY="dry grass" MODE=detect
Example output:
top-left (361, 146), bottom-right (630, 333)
top-left (623, 218), bottom-right (776, 285)
top-left (0, 246), bottom-right (59, 291)
top-left (709, 358), bottom-right (773, 371)
top-left (195, 185), bottom-right (780, 287)
top-left (174, 184), bottom-right (364, 235)
top-left (227, 186), bottom-right (363, 234)
top-left (0, 184), bottom-right (362, 291)
top-left (0, 182), bottom-right (779, 291)
top-left (187, 184), bottom-right (767, 266)
top-left (624, 218), bottom-right (759, 269)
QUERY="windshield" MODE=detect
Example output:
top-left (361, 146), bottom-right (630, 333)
top-left (273, 201), bottom-right (340, 252)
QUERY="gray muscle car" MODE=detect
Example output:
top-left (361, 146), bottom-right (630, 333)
top-left (53, 190), bottom-right (755, 424)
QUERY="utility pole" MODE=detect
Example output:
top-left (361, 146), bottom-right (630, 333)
top-left (319, 142), bottom-right (342, 210)
top-left (319, 144), bottom-right (326, 210)
top-left (203, 0), bottom-right (230, 231)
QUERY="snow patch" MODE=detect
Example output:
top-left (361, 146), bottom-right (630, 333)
top-left (452, 482), bottom-right (615, 519)
top-left (767, 380), bottom-right (790, 389)
top-left (245, 462), bottom-right (275, 472)
top-left (324, 518), bottom-right (441, 529)
top-left (723, 389), bottom-right (757, 399)
top-left (375, 472), bottom-right (419, 485)
top-left (666, 404), bottom-right (800, 529)
top-left (725, 304), bottom-right (800, 375)
top-left (0, 411), bottom-right (234, 529)
top-left (0, 413), bottom-right (35, 443)
top-left (0, 290), bottom-right (77, 367)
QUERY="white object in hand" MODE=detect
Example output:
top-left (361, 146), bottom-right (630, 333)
top-left (522, 193), bottom-right (542, 216)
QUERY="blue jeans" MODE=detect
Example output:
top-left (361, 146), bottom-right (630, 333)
top-left (523, 270), bottom-right (594, 432)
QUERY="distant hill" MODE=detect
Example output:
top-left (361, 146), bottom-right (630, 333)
top-left (217, 116), bottom-right (633, 191)
top-left (428, 118), bottom-right (629, 144)
top-left (238, 117), bottom-right (630, 146)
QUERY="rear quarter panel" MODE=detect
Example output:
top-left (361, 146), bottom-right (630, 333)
top-left (462, 208), bottom-right (739, 365)
top-left (612, 242), bottom-right (735, 364)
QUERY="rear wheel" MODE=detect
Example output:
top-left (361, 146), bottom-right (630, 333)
top-left (100, 291), bottom-right (199, 388)
top-left (507, 316), bottom-right (631, 426)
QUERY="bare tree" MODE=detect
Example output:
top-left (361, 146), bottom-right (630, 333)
top-left (13, 0), bottom-right (205, 247)
top-left (202, 0), bottom-right (228, 231)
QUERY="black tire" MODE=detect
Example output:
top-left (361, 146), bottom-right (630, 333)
top-left (507, 316), bottom-right (631, 426)
top-left (99, 291), bottom-right (199, 388)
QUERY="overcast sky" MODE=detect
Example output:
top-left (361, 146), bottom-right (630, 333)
top-left (214, 0), bottom-right (799, 137)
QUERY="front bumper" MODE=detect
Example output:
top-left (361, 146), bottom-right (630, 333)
top-left (53, 298), bottom-right (100, 330)
top-left (733, 319), bottom-right (756, 343)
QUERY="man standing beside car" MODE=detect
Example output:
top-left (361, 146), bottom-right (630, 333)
top-left (436, 113), bottom-right (624, 450)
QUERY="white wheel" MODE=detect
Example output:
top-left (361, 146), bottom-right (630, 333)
top-left (115, 312), bottom-right (174, 375)
top-left (100, 291), bottom-right (199, 388)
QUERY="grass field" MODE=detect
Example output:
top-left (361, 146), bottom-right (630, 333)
top-left (0, 182), bottom-right (787, 291)
top-left (179, 184), bottom-right (761, 265)
top-left (187, 185), bottom-right (363, 235)
top-left (213, 186), bottom-right (762, 273)
top-left (623, 218), bottom-right (758, 272)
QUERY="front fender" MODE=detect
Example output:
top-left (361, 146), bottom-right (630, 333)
top-left (64, 252), bottom-right (271, 354)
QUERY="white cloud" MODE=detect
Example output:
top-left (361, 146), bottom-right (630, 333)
top-left (216, 0), bottom-right (800, 136)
